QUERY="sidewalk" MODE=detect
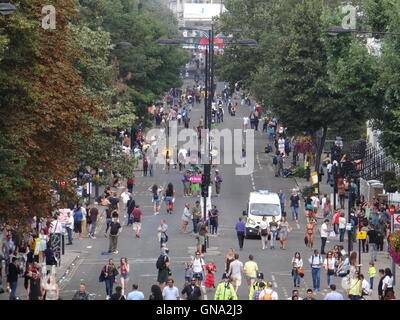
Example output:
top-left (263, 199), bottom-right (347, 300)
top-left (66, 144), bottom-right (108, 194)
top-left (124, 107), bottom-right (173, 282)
top-left (293, 176), bottom-right (400, 300)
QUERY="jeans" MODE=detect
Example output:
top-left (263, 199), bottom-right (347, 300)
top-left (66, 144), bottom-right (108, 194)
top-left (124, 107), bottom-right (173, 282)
top-left (9, 281), bottom-right (17, 300)
top-left (90, 221), bottom-right (97, 236)
top-left (339, 228), bottom-right (345, 242)
top-left (327, 271), bottom-right (334, 286)
top-left (105, 278), bottom-right (114, 296)
top-left (291, 206), bottom-right (298, 220)
top-left (210, 218), bottom-right (218, 234)
top-left (66, 227), bottom-right (73, 244)
top-left (237, 231), bottom-right (245, 249)
top-left (349, 294), bottom-right (360, 300)
top-left (321, 237), bottom-right (327, 254)
top-left (292, 269), bottom-right (301, 287)
top-left (327, 172), bottom-right (333, 185)
top-left (270, 231), bottom-right (277, 248)
top-left (370, 243), bottom-right (377, 261)
top-left (192, 219), bottom-right (200, 233)
top-left (311, 267), bottom-right (321, 290)
top-left (370, 277), bottom-right (374, 290)
top-left (108, 235), bottom-right (118, 252)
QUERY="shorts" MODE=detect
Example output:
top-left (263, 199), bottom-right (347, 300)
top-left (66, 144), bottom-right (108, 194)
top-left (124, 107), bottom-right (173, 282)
top-left (197, 235), bottom-right (205, 246)
top-left (246, 276), bottom-right (256, 282)
top-left (106, 218), bottom-right (112, 224)
top-left (74, 221), bottom-right (82, 233)
top-left (132, 222), bottom-right (141, 231)
top-left (121, 273), bottom-right (129, 280)
top-left (231, 274), bottom-right (242, 288)
top-left (152, 198), bottom-right (160, 204)
top-left (193, 272), bottom-right (203, 281)
top-left (164, 196), bottom-right (173, 203)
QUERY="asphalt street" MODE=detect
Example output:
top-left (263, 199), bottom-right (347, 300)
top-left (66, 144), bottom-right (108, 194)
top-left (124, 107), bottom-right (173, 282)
top-left (59, 80), bottom-right (350, 300)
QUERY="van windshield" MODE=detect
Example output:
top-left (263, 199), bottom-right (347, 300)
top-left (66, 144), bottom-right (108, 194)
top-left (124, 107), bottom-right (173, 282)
top-left (250, 203), bottom-right (280, 216)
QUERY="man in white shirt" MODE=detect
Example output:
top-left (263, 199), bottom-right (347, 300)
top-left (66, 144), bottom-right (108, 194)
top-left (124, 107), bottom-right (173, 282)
top-left (65, 211), bottom-right (74, 245)
top-left (324, 284), bottom-right (344, 300)
top-left (326, 161), bottom-right (333, 185)
top-left (228, 253), bottom-right (244, 293)
top-left (162, 279), bottom-right (180, 300)
top-left (120, 189), bottom-right (131, 217)
top-left (360, 274), bottom-right (370, 297)
top-left (311, 195), bottom-right (320, 215)
top-left (258, 281), bottom-right (278, 300)
top-left (338, 213), bottom-right (347, 242)
top-left (308, 249), bottom-right (323, 291)
top-left (243, 117), bottom-right (249, 130)
top-left (192, 252), bottom-right (205, 287)
top-left (320, 219), bottom-right (331, 255)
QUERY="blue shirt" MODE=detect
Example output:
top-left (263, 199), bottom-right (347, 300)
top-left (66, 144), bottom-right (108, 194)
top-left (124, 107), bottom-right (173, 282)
top-left (323, 291), bottom-right (344, 300)
top-left (127, 290), bottom-right (145, 300)
top-left (235, 221), bottom-right (246, 233)
top-left (73, 210), bottom-right (83, 222)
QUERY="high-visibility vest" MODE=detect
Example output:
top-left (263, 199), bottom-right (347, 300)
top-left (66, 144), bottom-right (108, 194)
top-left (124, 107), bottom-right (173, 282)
top-left (249, 281), bottom-right (267, 300)
top-left (214, 282), bottom-right (238, 300)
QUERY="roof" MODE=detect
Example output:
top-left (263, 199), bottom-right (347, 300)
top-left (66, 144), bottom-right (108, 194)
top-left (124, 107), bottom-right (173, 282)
top-left (249, 190), bottom-right (280, 205)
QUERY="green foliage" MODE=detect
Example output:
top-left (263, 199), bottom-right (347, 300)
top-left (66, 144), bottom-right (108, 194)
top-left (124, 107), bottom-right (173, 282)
top-left (383, 171), bottom-right (400, 193)
top-left (293, 166), bottom-right (307, 178)
top-left (301, 186), bottom-right (315, 199)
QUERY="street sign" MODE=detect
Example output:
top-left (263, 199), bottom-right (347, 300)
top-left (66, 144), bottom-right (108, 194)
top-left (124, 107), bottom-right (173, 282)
top-left (357, 231), bottom-right (367, 240)
top-left (311, 172), bottom-right (318, 184)
top-left (389, 206), bottom-right (396, 215)
top-left (394, 213), bottom-right (400, 227)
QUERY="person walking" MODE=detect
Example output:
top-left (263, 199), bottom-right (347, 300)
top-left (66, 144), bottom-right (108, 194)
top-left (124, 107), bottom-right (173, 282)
top-left (149, 184), bottom-right (163, 215)
top-left (181, 278), bottom-right (202, 300)
top-left (228, 253), bottom-right (244, 293)
top-left (108, 216), bottom-right (122, 254)
top-left (209, 205), bottom-right (219, 235)
top-left (367, 226), bottom-right (378, 262)
top-left (278, 217), bottom-right (292, 249)
top-left (291, 252), bottom-right (303, 288)
top-left (324, 251), bottom-right (336, 288)
top-left (244, 255), bottom-right (259, 291)
top-left (308, 249), bottom-right (323, 291)
top-left (73, 207), bottom-right (83, 240)
top-left (41, 275), bottom-right (59, 300)
top-left (289, 190), bottom-right (300, 222)
top-left (7, 257), bottom-right (20, 300)
top-left (214, 273), bottom-right (238, 300)
top-left (305, 217), bottom-right (317, 250)
top-left (65, 211), bottom-right (74, 245)
top-left (120, 189), bottom-right (131, 218)
top-left (277, 190), bottom-right (286, 216)
top-left (258, 216), bottom-right (269, 250)
top-left (204, 260), bottom-right (216, 291)
top-left (180, 202), bottom-right (191, 234)
top-left (377, 269), bottom-right (385, 300)
top-left (87, 206), bottom-right (98, 239)
top-left (191, 201), bottom-right (202, 234)
top-left (258, 281), bottom-right (279, 300)
top-left (143, 156), bottom-right (149, 176)
top-left (192, 251), bottom-right (206, 287)
top-left (157, 220), bottom-right (168, 247)
top-left (119, 257), bottom-right (130, 296)
top-left (127, 284), bottom-right (145, 300)
top-left (100, 259), bottom-right (119, 300)
top-left (162, 278), bottom-right (180, 300)
top-left (235, 217), bottom-right (246, 250)
top-left (320, 219), bottom-right (331, 255)
top-left (338, 212), bottom-right (347, 243)
top-left (269, 216), bottom-right (278, 249)
top-left (214, 170), bottom-right (223, 197)
top-left (382, 267), bottom-right (394, 299)
top-left (126, 195), bottom-right (135, 226)
top-left (156, 245), bottom-right (171, 290)
top-left (131, 205), bottom-right (143, 238)
top-left (164, 183), bottom-right (175, 214)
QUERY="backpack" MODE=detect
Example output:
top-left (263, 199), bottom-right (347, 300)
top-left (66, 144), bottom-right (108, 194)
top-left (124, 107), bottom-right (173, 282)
top-left (156, 255), bottom-right (166, 269)
top-left (273, 156), bottom-right (278, 165)
top-left (262, 290), bottom-right (272, 300)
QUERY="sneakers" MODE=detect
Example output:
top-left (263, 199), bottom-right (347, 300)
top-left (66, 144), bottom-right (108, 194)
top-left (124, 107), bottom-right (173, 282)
top-left (106, 295), bottom-right (110, 300)
top-left (113, 250), bottom-right (119, 254)
top-left (104, 233), bottom-right (108, 238)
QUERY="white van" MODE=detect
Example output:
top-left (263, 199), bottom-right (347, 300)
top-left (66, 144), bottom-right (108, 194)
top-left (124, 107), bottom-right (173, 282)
top-left (243, 190), bottom-right (281, 238)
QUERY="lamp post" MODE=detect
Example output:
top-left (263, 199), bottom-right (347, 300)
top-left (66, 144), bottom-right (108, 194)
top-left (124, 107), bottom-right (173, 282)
top-left (158, 30), bottom-right (258, 224)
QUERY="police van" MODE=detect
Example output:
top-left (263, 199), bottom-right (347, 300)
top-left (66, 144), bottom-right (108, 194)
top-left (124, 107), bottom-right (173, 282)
top-left (243, 190), bottom-right (282, 238)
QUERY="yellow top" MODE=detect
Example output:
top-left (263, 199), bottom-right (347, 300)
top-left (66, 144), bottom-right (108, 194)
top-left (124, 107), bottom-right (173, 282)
top-left (244, 261), bottom-right (258, 278)
top-left (349, 278), bottom-right (362, 296)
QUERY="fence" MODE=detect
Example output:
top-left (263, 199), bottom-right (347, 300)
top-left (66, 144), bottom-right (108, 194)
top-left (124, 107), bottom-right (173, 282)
top-left (360, 144), bottom-right (400, 181)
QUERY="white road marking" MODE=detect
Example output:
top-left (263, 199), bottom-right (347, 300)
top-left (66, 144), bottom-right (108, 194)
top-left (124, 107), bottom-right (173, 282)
top-left (271, 275), bottom-right (275, 281)
top-left (273, 282), bottom-right (278, 288)
top-left (296, 223), bottom-right (300, 229)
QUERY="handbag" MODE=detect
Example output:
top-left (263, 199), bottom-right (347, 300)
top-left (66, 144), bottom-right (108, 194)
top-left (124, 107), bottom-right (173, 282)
top-left (296, 267), bottom-right (305, 277)
top-left (328, 269), bottom-right (335, 276)
top-left (99, 270), bottom-right (105, 282)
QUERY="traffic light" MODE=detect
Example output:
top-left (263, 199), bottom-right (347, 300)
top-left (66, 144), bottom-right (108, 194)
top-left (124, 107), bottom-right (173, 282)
top-left (201, 182), bottom-right (209, 198)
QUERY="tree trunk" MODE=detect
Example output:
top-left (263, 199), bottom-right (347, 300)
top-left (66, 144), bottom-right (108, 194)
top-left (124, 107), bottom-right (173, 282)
top-left (315, 126), bottom-right (328, 173)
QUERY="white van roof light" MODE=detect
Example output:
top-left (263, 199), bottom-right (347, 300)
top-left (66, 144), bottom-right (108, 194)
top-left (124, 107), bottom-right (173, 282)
top-left (258, 190), bottom-right (270, 195)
